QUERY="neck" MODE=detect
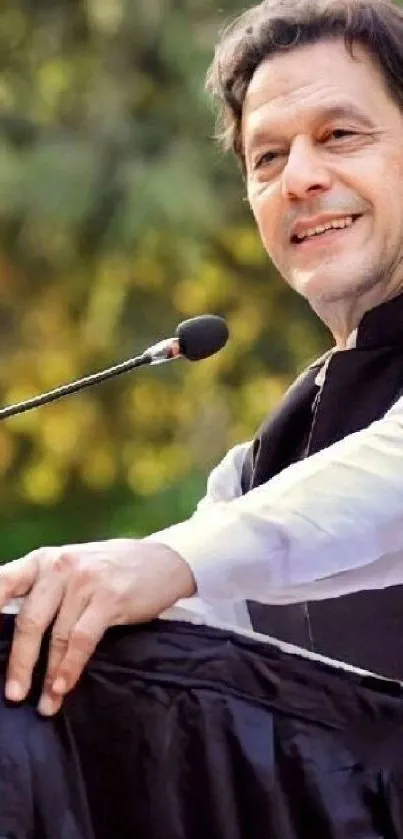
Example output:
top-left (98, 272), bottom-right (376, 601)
top-left (310, 283), bottom-right (403, 348)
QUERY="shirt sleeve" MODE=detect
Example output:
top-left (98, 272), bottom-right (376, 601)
top-left (147, 396), bottom-right (403, 604)
top-left (195, 442), bottom-right (249, 507)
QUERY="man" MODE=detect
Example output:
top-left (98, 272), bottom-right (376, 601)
top-left (4, 0), bottom-right (403, 719)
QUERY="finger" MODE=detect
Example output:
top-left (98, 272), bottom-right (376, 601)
top-left (0, 553), bottom-right (38, 610)
top-left (41, 583), bottom-right (91, 701)
top-left (38, 601), bottom-right (108, 716)
top-left (5, 570), bottom-right (66, 702)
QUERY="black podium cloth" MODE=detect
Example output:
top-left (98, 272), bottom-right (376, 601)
top-left (0, 614), bottom-right (94, 839)
top-left (0, 615), bottom-right (403, 838)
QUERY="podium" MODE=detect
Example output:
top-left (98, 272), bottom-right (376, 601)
top-left (0, 613), bottom-right (402, 838)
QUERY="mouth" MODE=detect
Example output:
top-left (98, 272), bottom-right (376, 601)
top-left (290, 214), bottom-right (362, 247)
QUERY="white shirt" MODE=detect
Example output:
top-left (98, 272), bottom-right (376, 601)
top-left (148, 352), bottom-right (403, 636)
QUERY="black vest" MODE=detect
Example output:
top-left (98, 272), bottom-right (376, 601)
top-left (243, 294), bottom-right (403, 680)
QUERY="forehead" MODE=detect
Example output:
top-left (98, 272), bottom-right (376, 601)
top-left (242, 38), bottom-right (391, 143)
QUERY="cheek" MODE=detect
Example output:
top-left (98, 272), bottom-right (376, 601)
top-left (249, 191), bottom-right (285, 263)
top-left (364, 161), bottom-right (403, 251)
top-left (379, 178), bottom-right (401, 216)
top-left (357, 153), bottom-right (403, 220)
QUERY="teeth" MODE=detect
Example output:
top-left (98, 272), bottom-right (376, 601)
top-left (296, 216), bottom-right (355, 242)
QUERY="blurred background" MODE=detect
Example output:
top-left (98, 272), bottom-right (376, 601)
top-left (0, 0), bottom-right (329, 562)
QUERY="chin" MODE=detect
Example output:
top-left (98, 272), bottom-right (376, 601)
top-left (290, 270), bottom-right (365, 305)
top-left (292, 277), bottom-right (344, 304)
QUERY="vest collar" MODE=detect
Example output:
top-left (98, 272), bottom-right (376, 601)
top-left (352, 292), bottom-right (403, 349)
top-left (314, 293), bottom-right (403, 386)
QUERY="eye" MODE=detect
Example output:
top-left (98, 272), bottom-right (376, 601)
top-left (254, 150), bottom-right (281, 170)
top-left (326, 128), bottom-right (357, 141)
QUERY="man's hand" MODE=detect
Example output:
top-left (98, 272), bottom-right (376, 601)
top-left (0, 539), bottom-right (196, 716)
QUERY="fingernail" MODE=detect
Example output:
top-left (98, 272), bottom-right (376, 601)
top-left (5, 681), bottom-right (24, 702)
top-left (52, 677), bottom-right (67, 696)
top-left (37, 694), bottom-right (57, 717)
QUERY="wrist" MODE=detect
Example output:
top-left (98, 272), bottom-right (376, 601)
top-left (147, 542), bottom-right (197, 601)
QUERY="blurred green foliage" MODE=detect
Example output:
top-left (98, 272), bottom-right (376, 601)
top-left (0, 0), bottom-right (329, 560)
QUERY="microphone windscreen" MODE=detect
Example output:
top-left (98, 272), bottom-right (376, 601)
top-left (176, 315), bottom-right (229, 361)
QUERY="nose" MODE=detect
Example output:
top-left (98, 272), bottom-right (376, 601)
top-left (282, 136), bottom-right (332, 201)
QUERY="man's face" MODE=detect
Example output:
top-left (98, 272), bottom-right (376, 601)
top-left (243, 38), bottom-right (403, 307)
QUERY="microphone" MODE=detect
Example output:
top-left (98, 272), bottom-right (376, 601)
top-left (145, 313), bottom-right (229, 363)
top-left (0, 314), bottom-right (229, 421)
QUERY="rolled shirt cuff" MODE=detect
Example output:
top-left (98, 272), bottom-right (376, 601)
top-left (145, 505), bottom-right (283, 602)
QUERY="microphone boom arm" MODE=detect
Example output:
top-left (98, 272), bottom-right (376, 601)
top-left (0, 315), bottom-right (227, 421)
top-left (0, 351), bottom-right (156, 421)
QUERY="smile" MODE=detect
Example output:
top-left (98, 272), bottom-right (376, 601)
top-left (291, 215), bottom-right (362, 245)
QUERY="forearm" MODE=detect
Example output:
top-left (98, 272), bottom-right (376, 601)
top-left (149, 399), bottom-right (403, 604)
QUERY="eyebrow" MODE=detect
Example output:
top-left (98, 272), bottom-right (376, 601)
top-left (246, 102), bottom-right (376, 149)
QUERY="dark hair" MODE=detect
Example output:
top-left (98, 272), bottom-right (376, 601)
top-left (206, 0), bottom-right (403, 163)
